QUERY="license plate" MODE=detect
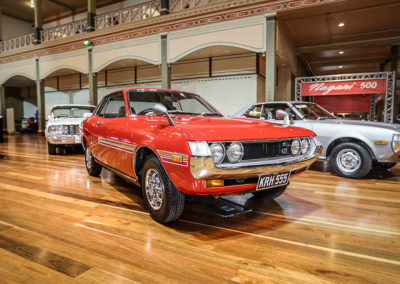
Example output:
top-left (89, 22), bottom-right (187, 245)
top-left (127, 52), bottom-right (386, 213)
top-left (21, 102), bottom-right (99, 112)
top-left (256, 171), bottom-right (290, 191)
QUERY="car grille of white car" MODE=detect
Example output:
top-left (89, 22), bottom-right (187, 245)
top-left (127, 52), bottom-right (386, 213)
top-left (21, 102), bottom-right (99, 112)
top-left (62, 125), bottom-right (79, 135)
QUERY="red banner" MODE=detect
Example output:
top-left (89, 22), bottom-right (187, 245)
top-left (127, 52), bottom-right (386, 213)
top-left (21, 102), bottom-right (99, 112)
top-left (301, 78), bottom-right (387, 96)
top-left (314, 95), bottom-right (370, 113)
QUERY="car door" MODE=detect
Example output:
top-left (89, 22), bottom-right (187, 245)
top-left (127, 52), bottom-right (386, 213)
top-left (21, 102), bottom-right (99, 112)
top-left (90, 92), bottom-right (130, 170)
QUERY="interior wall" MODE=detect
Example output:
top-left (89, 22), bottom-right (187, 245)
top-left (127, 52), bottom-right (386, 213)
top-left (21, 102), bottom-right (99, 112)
top-left (41, 53), bottom-right (260, 116)
top-left (21, 85), bottom-right (37, 118)
top-left (2, 15), bottom-right (32, 40)
top-left (275, 66), bottom-right (292, 101)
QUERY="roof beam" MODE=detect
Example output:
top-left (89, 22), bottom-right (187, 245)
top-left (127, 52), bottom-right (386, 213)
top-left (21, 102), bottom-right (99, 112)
top-left (298, 36), bottom-right (400, 53)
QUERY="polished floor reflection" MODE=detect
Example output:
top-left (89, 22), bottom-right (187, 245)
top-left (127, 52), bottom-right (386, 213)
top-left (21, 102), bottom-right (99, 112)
top-left (0, 135), bottom-right (399, 283)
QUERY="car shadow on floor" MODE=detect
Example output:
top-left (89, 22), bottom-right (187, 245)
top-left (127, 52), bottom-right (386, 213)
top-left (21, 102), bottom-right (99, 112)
top-left (310, 160), bottom-right (398, 180)
top-left (102, 170), bottom-right (321, 240)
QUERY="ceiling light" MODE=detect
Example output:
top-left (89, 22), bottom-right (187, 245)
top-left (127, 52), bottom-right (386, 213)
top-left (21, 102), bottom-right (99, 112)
top-left (339, 65), bottom-right (343, 69)
top-left (339, 51), bottom-right (344, 54)
top-left (30, 0), bottom-right (34, 8)
top-left (338, 22), bottom-right (345, 27)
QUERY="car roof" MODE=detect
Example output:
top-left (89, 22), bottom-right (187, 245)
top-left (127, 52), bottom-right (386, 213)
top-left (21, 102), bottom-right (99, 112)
top-left (109, 88), bottom-right (197, 96)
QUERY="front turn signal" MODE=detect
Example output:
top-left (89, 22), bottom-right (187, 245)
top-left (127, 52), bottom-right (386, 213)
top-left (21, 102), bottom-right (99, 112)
top-left (206, 179), bottom-right (225, 188)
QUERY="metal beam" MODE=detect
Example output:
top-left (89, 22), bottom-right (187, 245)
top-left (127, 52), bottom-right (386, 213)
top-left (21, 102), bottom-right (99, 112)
top-left (298, 36), bottom-right (400, 53)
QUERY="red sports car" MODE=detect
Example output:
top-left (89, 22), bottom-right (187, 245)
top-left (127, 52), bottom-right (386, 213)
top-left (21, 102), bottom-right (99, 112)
top-left (82, 89), bottom-right (321, 223)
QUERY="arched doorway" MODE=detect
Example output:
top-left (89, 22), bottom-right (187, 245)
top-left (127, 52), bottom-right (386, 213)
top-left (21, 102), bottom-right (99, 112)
top-left (1, 75), bottom-right (36, 134)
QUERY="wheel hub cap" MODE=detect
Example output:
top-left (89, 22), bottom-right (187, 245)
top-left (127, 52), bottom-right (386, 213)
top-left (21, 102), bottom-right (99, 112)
top-left (336, 149), bottom-right (361, 173)
top-left (145, 169), bottom-right (164, 210)
top-left (86, 148), bottom-right (92, 170)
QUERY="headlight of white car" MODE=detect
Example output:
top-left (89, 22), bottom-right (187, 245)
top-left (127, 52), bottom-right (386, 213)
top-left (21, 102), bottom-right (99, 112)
top-left (48, 125), bottom-right (56, 134)
top-left (48, 125), bottom-right (64, 134)
top-left (392, 134), bottom-right (400, 154)
top-left (188, 141), bottom-right (211, 156)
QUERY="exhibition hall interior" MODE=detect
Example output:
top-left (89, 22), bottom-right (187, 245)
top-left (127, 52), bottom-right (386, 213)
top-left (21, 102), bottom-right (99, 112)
top-left (0, 0), bottom-right (399, 282)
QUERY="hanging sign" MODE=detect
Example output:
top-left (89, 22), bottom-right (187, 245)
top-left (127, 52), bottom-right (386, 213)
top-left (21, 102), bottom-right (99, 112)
top-left (301, 78), bottom-right (387, 96)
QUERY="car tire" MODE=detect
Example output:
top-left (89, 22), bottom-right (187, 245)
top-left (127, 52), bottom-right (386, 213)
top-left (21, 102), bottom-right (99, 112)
top-left (141, 156), bottom-right (185, 224)
top-left (376, 162), bottom-right (396, 170)
top-left (330, 142), bottom-right (372, 179)
top-left (85, 146), bottom-right (102, 177)
top-left (252, 185), bottom-right (287, 199)
top-left (48, 142), bottom-right (57, 155)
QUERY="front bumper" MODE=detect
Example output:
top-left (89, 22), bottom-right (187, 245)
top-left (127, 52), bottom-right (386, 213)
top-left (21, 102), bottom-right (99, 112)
top-left (190, 147), bottom-right (322, 180)
top-left (47, 135), bottom-right (81, 145)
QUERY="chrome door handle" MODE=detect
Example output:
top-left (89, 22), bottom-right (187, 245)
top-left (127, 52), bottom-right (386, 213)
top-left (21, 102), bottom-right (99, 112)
top-left (97, 121), bottom-right (102, 125)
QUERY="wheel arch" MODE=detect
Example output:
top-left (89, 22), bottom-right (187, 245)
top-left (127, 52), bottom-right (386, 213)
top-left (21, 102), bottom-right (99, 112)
top-left (326, 137), bottom-right (376, 162)
top-left (134, 146), bottom-right (159, 183)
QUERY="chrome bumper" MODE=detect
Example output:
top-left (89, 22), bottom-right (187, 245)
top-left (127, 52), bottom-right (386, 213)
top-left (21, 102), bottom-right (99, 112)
top-left (47, 135), bottom-right (81, 145)
top-left (190, 147), bottom-right (322, 180)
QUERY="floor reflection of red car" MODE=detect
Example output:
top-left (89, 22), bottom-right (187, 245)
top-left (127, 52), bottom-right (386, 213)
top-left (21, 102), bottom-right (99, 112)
top-left (82, 89), bottom-right (321, 223)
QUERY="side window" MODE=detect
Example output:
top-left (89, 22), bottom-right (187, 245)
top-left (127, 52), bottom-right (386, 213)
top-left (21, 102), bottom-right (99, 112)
top-left (96, 97), bottom-right (110, 117)
top-left (262, 105), bottom-right (299, 120)
top-left (99, 92), bottom-right (126, 118)
top-left (245, 105), bottom-right (262, 119)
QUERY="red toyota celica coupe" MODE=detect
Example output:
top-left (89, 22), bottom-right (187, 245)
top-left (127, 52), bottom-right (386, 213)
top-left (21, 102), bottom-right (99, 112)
top-left (81, 89), bottom-right (321, 223)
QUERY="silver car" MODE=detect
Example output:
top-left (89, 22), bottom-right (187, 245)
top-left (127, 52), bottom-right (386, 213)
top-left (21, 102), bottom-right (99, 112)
top-left (234, 102), bottom-right (400, 178)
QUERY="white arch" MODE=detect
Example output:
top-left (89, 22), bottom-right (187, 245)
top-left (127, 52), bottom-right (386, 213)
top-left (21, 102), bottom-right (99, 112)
top-left (168, 42), bottom-right (263, 63)
top-left (94, 55), bottom-right (158, 73)
top-left (40, 65), bottom-right (87, 80)
top-left (0, 72), bottom-right (36, 85)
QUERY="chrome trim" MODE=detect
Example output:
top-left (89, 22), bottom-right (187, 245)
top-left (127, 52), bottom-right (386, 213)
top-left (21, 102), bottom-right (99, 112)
top-left (47, 135), bottom-right (81, 145)
top-left (95, 158), bottom-right (140, 186)
top-left (207, 137), bottom-right (313, 144)
top-left (190, 147), bottom-right (322, 179)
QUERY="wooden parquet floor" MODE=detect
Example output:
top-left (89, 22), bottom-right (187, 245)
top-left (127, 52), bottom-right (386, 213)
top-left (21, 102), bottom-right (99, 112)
top-left (0, 134), bottom-right (399, 283)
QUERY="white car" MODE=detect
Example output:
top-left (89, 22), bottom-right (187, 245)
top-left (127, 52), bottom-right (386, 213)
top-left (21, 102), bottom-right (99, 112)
top-left (46, 104), bottom-right (95, 155)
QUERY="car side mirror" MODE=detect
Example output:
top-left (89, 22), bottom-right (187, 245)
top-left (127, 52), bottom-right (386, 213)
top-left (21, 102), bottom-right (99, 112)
top-left (152, 104), bottom-right (168, 116)
top-left (275, 110), bottom-right (290, 126)
top-left (152, 104), bottom-right (175, 126)
top-left (83, 113), bottom-right (92, 118)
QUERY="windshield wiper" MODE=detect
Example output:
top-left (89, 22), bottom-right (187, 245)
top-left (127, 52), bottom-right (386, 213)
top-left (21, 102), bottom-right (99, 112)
top-left (201, 112), bottom-right (223, 117)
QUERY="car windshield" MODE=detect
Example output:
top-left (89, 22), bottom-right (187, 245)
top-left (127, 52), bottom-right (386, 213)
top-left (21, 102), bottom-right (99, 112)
top-left (128, 90), bottom-right (222, 116)
top-left (52, 106), bottom-right (95, 118)
top-left (292, 103), bottom-right (336, 120)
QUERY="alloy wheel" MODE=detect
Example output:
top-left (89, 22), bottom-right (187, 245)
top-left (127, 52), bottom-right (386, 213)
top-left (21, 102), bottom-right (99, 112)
top-left (145, 168), bottom-right (165, 210)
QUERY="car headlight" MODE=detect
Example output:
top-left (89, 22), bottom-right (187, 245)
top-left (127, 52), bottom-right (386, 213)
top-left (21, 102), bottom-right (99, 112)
top-left (209, 143), bottom-right (225, 164)
top-left (291, 139), bottom-right (300, 155)
top-left (188, 141), bottom-right (211, 156)
top-left (227, 142), bottom-right (244, 163)
top-left (392, 134), bottom-right (400, 154)
top-left (48, 126), bottom-right (56, 134)
top-left (300, 138), bottom-right (310, 155)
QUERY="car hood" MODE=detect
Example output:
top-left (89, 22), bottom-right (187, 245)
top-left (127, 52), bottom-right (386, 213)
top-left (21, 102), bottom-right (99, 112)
top-left (174, 116), bottom-right (315, 141)
top-left (311, 119), bottom-right (400, 132)
top-left (47, 117), bottom-right (86, 126)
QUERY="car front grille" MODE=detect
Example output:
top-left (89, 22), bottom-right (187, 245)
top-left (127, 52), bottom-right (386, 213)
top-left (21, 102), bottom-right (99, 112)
top-left (209, 138), bottom-right (313, 167)
top-left (62, 125), bottom-right (79, 135)
top-left (242, 140), bottom-right (293, 160)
